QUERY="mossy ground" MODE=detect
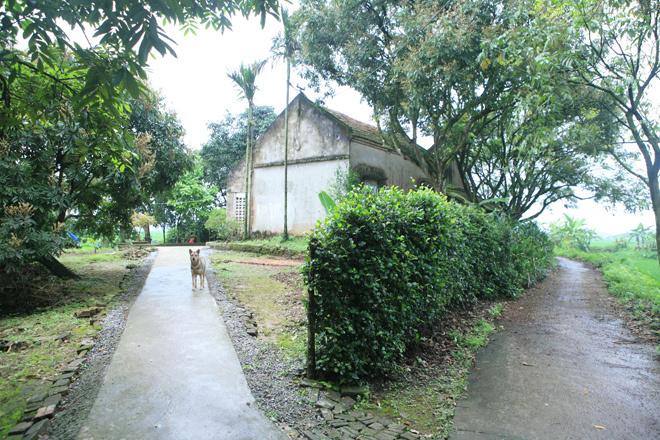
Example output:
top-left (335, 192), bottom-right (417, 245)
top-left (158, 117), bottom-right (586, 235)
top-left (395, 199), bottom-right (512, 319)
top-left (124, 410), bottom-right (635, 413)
top-left (0, 249), bottom-right (135, 437)
top-left (210, 251), bottom-right (307, 360)
top-left (359, 306), bottom-right (501, 439)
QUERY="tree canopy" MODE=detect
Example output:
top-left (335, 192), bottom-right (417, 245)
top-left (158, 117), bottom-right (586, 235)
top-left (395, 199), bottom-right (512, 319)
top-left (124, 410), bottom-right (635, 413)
top-left (200, 106), bottom-right (276, 198)
top-left (0, 52), bottom-right (131, 274)
top-left (1, 1), bottom-right (277, 276)
top-left (293, 0), bottom-right (516, 180)
top-left (291, 0), bottom-right (651, 221)
top-left (457, 84), bottom-right (645, 220)
top-left (0, 0), bottom-right (280, 108)
top-left (0, 51), bottom-right (190, 275)
top-left (539, 0), bottom-right (660, 258)
top-left (166, 156), bottom-right (218, 243)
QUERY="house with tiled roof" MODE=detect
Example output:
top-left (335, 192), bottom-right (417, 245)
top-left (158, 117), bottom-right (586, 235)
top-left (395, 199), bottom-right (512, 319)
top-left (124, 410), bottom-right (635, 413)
top-left (225, 93), bottom-right (442, 235)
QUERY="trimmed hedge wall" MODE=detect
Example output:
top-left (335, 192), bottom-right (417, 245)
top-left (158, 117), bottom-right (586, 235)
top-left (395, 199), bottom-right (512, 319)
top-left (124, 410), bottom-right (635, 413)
top-left (303, 187), bottom-right (552, 381)
top-left (206, 241), bottom-right (306, 258)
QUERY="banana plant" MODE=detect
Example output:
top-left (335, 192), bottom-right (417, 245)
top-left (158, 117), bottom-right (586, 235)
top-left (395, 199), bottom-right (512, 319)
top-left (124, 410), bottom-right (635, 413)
top-left (318, 191), bottom-right (337, 214)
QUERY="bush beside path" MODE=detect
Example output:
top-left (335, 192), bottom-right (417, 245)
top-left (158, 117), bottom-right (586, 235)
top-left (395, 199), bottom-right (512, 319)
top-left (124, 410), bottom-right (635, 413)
top-left (304, 187), bottom-right (553, 381)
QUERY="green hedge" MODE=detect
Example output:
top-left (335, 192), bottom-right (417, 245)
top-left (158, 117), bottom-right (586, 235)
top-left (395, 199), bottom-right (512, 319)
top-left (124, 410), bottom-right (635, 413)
top-left (303, 187), bottom-right (552, 381)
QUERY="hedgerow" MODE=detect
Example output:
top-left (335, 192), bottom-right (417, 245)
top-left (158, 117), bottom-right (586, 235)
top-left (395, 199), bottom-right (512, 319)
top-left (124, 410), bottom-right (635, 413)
top-left (303, 187), bottom-right (552, 381)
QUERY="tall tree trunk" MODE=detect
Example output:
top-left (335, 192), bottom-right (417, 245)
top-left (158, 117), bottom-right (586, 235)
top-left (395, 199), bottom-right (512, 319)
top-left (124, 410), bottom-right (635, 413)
top-left (40, 256), bottom-right (79, 279)
top-left (283, 59), bottom-right (290, 241)
top-left (245, 102), bottom-right (254, 239)
top-left (243, 129), bottom-right (250, 239)
top-left (649, 172), bottom-right (660, 265)
top-left (625, 111), bottom-right (660, 265)
top-left (144, 224), bottom-right (151, 243)
top-left (119, 226), bottom-right (131, 243)
top-left (162, 223), bottom-right (166, 243)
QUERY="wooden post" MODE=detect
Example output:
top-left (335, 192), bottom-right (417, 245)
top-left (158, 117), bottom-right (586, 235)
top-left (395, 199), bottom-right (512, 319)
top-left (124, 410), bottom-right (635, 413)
top-left (306, 239), bottom-right (317, 378)
top-left (282, 59), bottom-right (290, 241)
top-left (306, 285), bottom-right (316, 379)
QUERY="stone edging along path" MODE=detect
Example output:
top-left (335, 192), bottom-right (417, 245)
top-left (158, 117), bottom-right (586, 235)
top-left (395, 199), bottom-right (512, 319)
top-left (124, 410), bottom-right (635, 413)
top-left (5, 357), bottom-right (84, 440)
top-left (4, 252), bottom-right (157, 440)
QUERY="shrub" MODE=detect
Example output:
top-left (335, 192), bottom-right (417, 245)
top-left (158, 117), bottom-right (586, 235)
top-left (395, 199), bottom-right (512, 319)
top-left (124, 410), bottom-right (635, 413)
top-left (304, 187), bottom-right (552, 381)
top-left (511, 221), bottom-right (554, 287)
top-left (205, 208), bottom-right (242, 241)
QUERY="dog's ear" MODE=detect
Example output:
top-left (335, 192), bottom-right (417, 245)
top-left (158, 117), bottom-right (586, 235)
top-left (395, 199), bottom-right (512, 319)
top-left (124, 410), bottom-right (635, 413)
top-left (195, 249), bottom-right (201, 256)
top-left (189, 249), bottom-right (193, 255)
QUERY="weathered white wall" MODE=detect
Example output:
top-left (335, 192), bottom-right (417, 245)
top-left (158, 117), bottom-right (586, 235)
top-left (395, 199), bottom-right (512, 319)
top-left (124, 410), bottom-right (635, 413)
top-left (226, 94), bottom-right (352, 228)
top-left (349, 141), bottom-right (430, 190)
top-left (252, 95), bottom-right (350, 166)
top-left (225, 93), bottom-right (437, 233)
top-left (251, 159), bottom-right (349, 234)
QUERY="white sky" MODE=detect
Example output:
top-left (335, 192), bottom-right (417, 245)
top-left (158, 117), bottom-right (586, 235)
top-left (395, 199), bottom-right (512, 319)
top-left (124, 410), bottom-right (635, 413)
top-left (147, 16), bottom-right (373, 150)
top-left (145, 15), bottom-right (653, 237)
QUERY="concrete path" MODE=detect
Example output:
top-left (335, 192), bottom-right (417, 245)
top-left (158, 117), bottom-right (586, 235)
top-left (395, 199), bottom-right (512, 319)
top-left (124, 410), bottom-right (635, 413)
top-left (451, 258), bottom-right (659, 440)
top-left (78, 247), bottom-right (285, 440)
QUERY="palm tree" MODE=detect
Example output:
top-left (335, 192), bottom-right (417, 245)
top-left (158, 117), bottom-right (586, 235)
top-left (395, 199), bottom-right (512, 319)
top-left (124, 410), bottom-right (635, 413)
top-left (273, 7), bottom-right (297, 240)
top-left (227, 60), bottom-right (266, 239)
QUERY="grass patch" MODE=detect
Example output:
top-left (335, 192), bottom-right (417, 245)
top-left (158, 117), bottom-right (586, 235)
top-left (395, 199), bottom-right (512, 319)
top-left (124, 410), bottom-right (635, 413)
top-left (362, 316), bottom-right (497, 439)
top-left (452, 319), bottom-right (495, 352)
top-left (60, 249), bottom-right (124, 264)
top-left (555, 247), bottom-right (660, 326)
top-left (210, 251), bottom-right (307, 360)
top-left (488, 303), bottom-right (503, 318)
top-left (0, 249), bottom-right (134, 438)
top-left (276, 332), bottom-right (307, 359)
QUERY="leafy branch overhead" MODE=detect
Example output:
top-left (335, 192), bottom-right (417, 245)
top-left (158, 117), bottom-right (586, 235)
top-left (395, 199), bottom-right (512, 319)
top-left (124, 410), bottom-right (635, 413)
top-left (0, 1), bottom-right (281, 276)
top-left (0, 0), bottom-right (280, 108)
top-left (0, 51), bottom-right (189, 275)
top-left (292, 0), bottom-right (657, 260)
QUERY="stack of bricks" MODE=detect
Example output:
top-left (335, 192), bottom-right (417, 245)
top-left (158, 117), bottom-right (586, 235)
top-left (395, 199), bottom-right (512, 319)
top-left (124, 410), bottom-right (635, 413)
top-left (5, 352), bottom-right (86, 439)
top-left (300, 383), bottom-right (421, 440)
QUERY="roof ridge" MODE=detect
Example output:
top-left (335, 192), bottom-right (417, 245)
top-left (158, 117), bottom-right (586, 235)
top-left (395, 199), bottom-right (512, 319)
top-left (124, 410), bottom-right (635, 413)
top-left (295, 93), bottom-right (428, 166)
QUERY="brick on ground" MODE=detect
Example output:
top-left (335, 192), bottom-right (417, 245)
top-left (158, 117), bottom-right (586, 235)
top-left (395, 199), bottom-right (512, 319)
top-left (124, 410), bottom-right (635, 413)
top-left (7, 421), bottom-right (32, 435)
top-left (22, 419), bottom-right (49, 440)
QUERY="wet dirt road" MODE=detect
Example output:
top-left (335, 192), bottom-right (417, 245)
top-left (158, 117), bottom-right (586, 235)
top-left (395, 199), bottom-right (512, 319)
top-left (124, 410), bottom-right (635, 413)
top-left (77, 247), bottom-right (285, 440)
top-left (451, 258), bottom-right (659, 440)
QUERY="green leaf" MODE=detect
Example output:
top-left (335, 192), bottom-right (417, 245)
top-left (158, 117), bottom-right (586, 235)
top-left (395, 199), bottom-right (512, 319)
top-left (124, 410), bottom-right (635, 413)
top-left (318, 191), bottom-right (337, 214)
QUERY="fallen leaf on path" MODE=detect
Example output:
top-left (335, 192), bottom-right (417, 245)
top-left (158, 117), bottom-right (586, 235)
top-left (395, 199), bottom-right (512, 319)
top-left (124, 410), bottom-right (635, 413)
top-left (593, 424), bottom-right (606, 430)
top-left (521, 362), bottom-right (535, 367)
